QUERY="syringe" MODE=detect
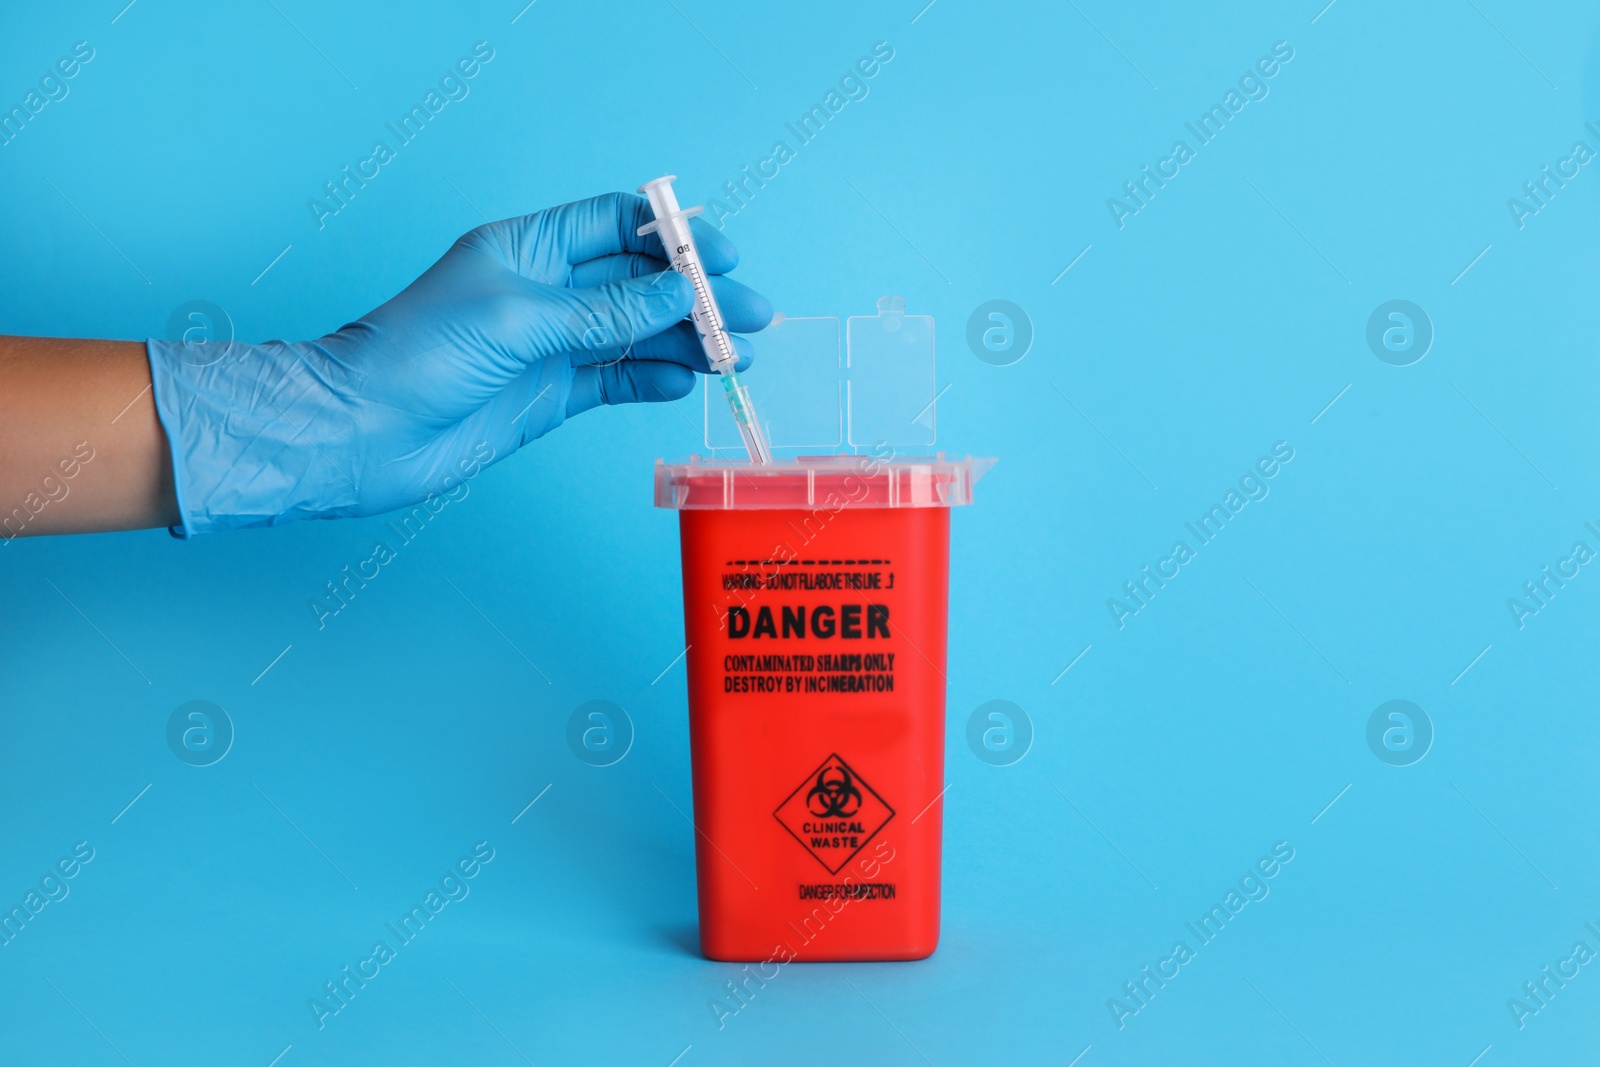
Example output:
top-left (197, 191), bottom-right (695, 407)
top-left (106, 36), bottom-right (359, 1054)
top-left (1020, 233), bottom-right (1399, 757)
top-left (638, 175), bottom-right (773, 465)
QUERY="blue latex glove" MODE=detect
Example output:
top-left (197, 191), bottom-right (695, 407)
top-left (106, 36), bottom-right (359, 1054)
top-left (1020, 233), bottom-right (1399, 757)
top-left (147, 192), bottom-right (772, 536)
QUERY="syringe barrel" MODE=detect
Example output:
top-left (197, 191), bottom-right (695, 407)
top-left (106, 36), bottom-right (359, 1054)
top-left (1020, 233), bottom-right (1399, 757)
top-left (638, 177), bottom-right (739, 375)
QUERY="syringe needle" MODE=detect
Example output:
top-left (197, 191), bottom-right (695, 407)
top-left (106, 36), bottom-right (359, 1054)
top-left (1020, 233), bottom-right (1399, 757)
top-left (722, 371), bottom-right (772, 464)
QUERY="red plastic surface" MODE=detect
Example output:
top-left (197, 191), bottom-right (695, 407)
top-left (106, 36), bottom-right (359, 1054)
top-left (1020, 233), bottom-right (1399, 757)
top-left (676, 478), bottom-right (950, 962)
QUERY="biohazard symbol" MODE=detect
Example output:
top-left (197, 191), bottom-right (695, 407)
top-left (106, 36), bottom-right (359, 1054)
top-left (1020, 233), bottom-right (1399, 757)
top-left (806, 764), bottom-right (863, 818)
top-left (774, 753), bottom-right (894, 874)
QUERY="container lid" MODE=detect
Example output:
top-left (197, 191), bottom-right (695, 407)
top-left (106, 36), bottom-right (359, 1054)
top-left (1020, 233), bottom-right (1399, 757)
top-left (703, 297), bottom-right (939, 456)
top-left (654, 454), bottom-right (995, 510)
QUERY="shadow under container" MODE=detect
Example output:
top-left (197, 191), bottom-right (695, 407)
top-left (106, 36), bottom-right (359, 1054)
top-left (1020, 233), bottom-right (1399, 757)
top-left (655, 454), bottom-right (992, 962)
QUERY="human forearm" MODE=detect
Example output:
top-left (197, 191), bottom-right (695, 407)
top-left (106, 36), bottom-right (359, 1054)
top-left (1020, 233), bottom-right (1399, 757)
top-left (0, 336), bottom-right (178, 537)
top-left (1, 194), bottom-right (770, 541)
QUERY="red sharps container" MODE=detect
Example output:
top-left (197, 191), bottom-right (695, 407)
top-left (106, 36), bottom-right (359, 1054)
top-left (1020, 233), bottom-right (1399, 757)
top-left (655, 453), bottom-right (992, 962)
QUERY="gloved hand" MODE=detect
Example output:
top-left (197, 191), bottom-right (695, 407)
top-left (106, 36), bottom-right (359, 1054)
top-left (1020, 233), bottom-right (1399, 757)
top-left (147, 192), bottom-right (772, 536)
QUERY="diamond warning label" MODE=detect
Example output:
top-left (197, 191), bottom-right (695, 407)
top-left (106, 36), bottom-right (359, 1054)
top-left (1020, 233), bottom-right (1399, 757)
top-left (773, 754), bottom-right (895, 874)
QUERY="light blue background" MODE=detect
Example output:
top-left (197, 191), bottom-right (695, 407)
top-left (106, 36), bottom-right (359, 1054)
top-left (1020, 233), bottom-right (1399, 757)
top-left (3, 1), bottom-right (1599, 1064)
